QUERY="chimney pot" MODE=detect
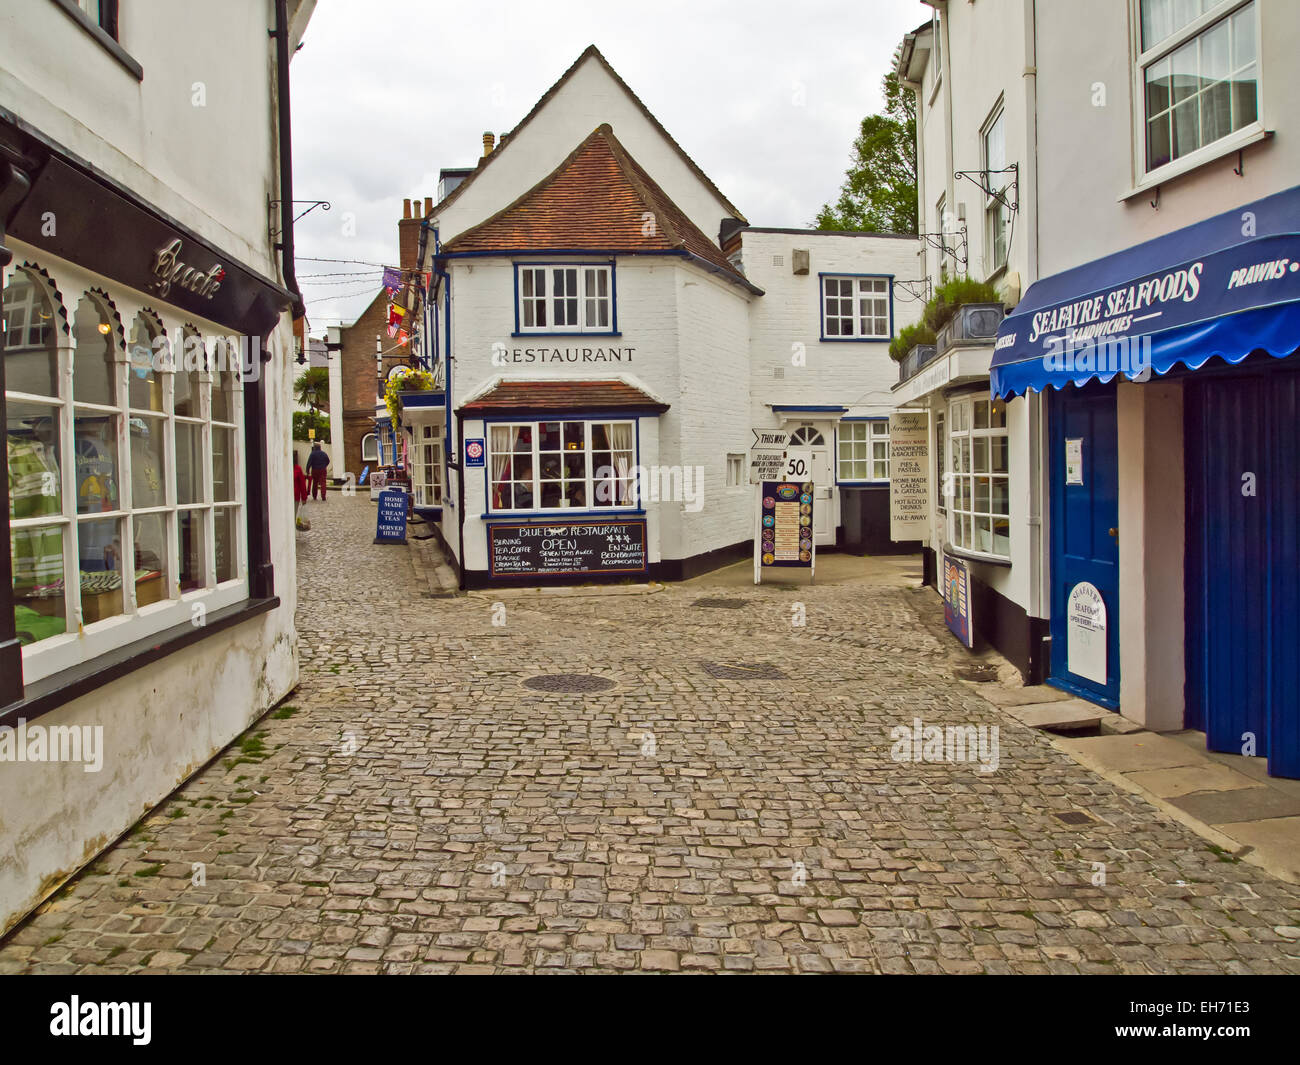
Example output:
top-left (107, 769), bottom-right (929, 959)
top-left (424, 196), bottom-right (433, 216)
top-left (403, 198), bottom-right (411, 219)
top-left (483, 131), bottom-right (495, 157)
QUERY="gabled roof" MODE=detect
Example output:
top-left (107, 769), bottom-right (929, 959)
top-left (430, 45), bottom-right (745, 224)
top-left (459, 378), bottom-right (669, 415)
top-left (442, 124), bottom-right (747, 283)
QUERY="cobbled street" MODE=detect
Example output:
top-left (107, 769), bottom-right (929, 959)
top-left (3, 496), bottom-right (1299, 975)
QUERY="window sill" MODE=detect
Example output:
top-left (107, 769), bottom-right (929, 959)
top-left (942, 541), bottom-right (1012, 568)
top-left (1, 596), bottom-right (279, 725)
top-left (819, 337), bottom-right (892, 344)
top-left (510, 332), bottom-right (622, 339)
top-left (1119, 124), bottom-right (1272, 201)
top-left (482, 509), bottom-right (645, 520)
top-left (49, 0), bottom-right (143, 81)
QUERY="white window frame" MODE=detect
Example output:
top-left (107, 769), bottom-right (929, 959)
top-left (981, 103), bottom-right (1009, 277)
top-left (1129, 0), bottom-right (1262, 190)
top-left (820, 275), bottom-right (891, 340)
top-left (946, 393), bottom-right (1010, 562)
top-left (4, 264), bottom-right (248, 686)
top-left (360, 432), bottom-right (379, 463)
top-left (487, 418), bottom-right (637, 513)
top-left (413, 424), bottom-right (443, 507)
top-left (726, 453), bottom-right (744, 488)
top-left (836, 421), bottom-right (890, 483)
top-left (516, 264), bottom-right (614, 335)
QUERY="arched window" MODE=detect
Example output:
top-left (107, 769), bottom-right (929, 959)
top-left (361, 433), bottom-right (379, 462)
top-left (790, 425), bottom-right (825, 447)
top-left (5, 268), bottom-right (67, 644)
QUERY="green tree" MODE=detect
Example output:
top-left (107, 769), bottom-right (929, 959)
top-left (293, 367), bottom-right (330, 416)
top-left (814, 64), bottom-right (917, 234)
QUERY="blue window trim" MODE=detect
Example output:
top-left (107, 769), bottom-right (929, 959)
top-left (481, 508), bottom-right (646, 520)
top-left (817, 272), bottom-right (894, 343)
top-left (513, 260), bottom-right (619, 337)
top-left (478, 411), bottom-right (646, 516)
top-left (771, 404), bottom-right (849, 413)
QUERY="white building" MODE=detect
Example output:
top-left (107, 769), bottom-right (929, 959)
top-left (0, 0), bottom-right (315, 932)
top-left (407, 47), bottom-right (922, 586)
top-left (894, 0), bottom-right (1300, 778)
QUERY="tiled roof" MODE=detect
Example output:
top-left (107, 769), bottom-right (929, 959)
top-left (442, 124), bottom-right (746, 283)
top-left (459, 378), bottom-right (669, 414)
top-left (431, 45), bottom-right (745, 225)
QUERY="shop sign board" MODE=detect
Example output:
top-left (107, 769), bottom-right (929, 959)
top-left (889, 412), bottom-right (930, 540)
top-left (465, 438), bottom-right (485, 468)
top-left (943, 552), bottom-right (973, 648)
top-left (1066, 581), bottom-right (1107, 684)
top-left (757, 480), bottom-right (814, 576)
top-left (374, 488), bottom-right (408, 545)
top-left (488, 520), bottom-right (647, 578)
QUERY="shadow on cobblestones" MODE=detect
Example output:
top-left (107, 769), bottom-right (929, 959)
top-left (2, 495), bottom-right (1298, 974)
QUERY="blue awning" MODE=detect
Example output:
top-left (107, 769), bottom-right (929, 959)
top-left (991, 185), bottom-right (1300, 398)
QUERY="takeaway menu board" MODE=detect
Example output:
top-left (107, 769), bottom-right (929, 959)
top-left (488, 519), bottom-right (647, 577)
top-left (760, 480), bottom-right (813, 567)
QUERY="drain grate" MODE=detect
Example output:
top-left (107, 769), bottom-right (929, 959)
top-left (1053, 810), bottom-right (1093, 825)
top-left (523, 673), bottom-right (616, 693)
top-left (692, 598), bottom-right (748, 609)
top-left (701, 661), bottom-right (788, 680)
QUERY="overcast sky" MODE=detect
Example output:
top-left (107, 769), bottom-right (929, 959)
top-left (292, 0), bottom-right (926, 331)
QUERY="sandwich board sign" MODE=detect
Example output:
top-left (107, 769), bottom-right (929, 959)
top-left (754, 480), bottom-right (815, 583)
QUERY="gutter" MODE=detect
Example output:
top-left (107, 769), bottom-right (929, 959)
top-left (272, 0), bottom-right (304, 318)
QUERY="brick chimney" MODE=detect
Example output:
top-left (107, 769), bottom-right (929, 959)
top-left (398, 194), bottom-right (428, 273)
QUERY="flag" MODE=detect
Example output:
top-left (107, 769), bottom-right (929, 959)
top-left (382, 267), bottom-right (402, 293)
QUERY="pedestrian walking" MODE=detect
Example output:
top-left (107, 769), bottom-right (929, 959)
top-left (293, 451), bottom-right (310, 529)
top-left (306, 442), bottom-right (330, 502)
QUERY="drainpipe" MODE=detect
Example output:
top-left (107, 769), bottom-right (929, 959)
top-left (273, 0), bottom-right (304, 319)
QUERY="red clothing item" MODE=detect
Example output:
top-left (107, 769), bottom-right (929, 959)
top-left (310, 468), bottom-right (328, 500)
top-left (293, 465), bottom-right (308, 504)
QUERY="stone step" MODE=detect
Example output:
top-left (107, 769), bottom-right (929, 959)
top-left (1005, 697), bottom-right (1105, 731)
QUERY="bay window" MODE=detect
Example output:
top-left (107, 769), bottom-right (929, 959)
top-left (947, 394), bottom-right (1009, 560)
top-left (489, 419), bottom-right (636, 512)
top-left (413, 424), bottom-right (443, 507)
top-left (5, 265), bottom-right (247, 683)
top-left (517, 264), bottom-right (614, 334)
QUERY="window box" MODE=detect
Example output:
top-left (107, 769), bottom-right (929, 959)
top-left (898, 343), bottom-right (939, 383)
top-left (936, 303), bottom-right (1004, 355)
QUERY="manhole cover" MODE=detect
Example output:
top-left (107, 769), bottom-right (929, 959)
top-left (701, 661), bottom-right (788, 680)
top-left (954, 663), bottom-right (999, 683)
top-left (692, 598), bottom-right (748, 609)
top-left (1053, 810), bottom-right (1093, 825)
top-left (523, 673), bottom-right (616, 693)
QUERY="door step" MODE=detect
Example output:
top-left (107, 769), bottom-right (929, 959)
top-left (1005, 697), bottom-right (1105, 731)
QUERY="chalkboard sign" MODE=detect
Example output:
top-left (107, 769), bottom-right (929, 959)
top-left (488, 519), bottom-right (647, 578)
top-left (374, 488), bottom-right (408, 545)
top-left (759, 480), bottom-right (813, 568)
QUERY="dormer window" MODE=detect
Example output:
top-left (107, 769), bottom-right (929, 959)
top-left (516, 264), bottom-right (615, 334)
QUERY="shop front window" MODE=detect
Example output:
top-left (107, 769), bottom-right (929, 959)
top-left (414, 425), bottom-right (443, 507)
top-left (489, 418), bottom-right (635, 512)
top-left (4, 266), bottom-right (247, 680)
top-left (947, 394), bottom-right (1009, 559)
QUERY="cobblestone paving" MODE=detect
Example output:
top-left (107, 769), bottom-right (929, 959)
top-left (3, 495), bottom-right (1300, 974)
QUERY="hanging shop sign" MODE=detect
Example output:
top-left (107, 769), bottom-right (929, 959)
top-left (488, 520), bottom-right (647, 578)
top-left (464, 438), bottom-right (486, 468)
top-left (1066, 581), bottom-right (1107, 685)
top-left (889, 411), bottom-right (930, 541)
top-left (757, 480), bottom-right (814, 573)
top-left (943, 551), bottom-right (973, 648)
top-left (6, 152), bottom-right (288, 336)
top-left (374, 488), bottom-right (408, 545)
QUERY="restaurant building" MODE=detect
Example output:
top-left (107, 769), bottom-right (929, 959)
top-left (894, 0), bottom-right (1299, 777)
top-left (410, 46), bottom-right (921, 587)
top-left (0, 0), bottom-right (314, 931)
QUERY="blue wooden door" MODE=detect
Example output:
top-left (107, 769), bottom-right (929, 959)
top-left (1049, 387), bottom-right (1121, 707)
top-left (1187, 362), bottom-right (1300, 778)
